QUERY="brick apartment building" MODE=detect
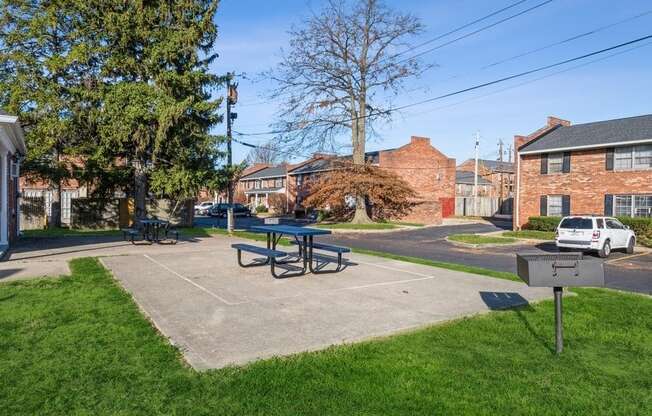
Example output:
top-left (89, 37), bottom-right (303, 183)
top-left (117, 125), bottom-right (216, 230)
top-left (514, 114), bottom-right (652, 229)
top-left (237, 136), bottom-right (456, 224)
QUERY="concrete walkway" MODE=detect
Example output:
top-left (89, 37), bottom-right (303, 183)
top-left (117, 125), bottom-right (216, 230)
top-left (101, 237), bottom-right (551, 370)
top-left (2, 234), bottom-right (552, 370)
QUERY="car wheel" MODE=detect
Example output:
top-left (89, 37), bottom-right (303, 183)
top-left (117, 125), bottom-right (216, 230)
top-left (626, 237), bottom-right (635, 254)
top-left (598, 240), bottom-right (611, 258)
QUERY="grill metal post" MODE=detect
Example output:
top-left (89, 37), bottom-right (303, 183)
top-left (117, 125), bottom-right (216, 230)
top-left (554, 286), bottom-right (563, 354)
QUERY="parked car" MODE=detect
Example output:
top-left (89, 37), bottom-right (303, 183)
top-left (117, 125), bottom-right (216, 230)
top-left (209, 203), bottom-right (252, 218)
top-left (194, 201), bottom-right (214, 216)
top-left (555, 215), bottom-right (636, 258)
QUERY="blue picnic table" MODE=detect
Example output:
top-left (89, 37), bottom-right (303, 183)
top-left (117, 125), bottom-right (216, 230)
top-left (231, 225), bottom-right (350, 278)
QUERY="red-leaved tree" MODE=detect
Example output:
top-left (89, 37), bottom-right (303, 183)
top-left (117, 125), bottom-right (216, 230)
top-left (303, 162), bottom-right (417, 221)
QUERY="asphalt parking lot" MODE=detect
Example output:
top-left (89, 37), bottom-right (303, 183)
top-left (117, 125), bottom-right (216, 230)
top-left (195, 215), bottom-right (652, 295)
top-left (322, 227), bottom-right (652, 295)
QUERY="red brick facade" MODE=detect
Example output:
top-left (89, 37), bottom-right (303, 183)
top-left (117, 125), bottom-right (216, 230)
top-left (378, 136), bottom-right (456, 223)
top-left (514, 116), bottom-right (652, 229)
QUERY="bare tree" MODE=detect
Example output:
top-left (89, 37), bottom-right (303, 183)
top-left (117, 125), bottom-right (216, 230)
top-left (267, 0), bottom-right (428, 223)
top-left (245, 140), bottom-right (283, 165)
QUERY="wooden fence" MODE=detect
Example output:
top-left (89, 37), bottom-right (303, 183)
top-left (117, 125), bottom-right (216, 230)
top-left (455, 197), bottom-right (513, 217)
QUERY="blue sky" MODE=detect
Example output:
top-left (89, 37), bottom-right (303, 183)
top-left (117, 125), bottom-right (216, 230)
top-left (210, 0), bottom-right (652, 164)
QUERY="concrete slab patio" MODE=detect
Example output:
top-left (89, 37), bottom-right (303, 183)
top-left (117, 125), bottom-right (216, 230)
top-left (100, 236), bottom-right (552, 370)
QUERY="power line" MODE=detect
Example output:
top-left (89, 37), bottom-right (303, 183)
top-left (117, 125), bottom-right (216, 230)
top-left (236, 0), bottom-right (542, 108)
top-left (404, 40), bottom-right (652, 119)
top-left (234, 34), bottom-right (652, 137)
top-left (481, 9), bottom-right (652, 69)
top-left (397, 0), bottom-right (554, 64)
top-left (391, 0), bottom-right (531, 60)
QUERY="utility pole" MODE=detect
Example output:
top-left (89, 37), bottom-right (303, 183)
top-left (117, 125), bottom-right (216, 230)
top-left (498, 139), bottom-right (505, 202)
top-left (473, 131), bottom-right (480, 216)
top-left (225, 72), bottom-right (238, 233)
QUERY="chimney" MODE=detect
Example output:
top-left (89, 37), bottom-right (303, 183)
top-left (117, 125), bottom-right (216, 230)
top-left (547, 116), bottom-right (571, 128)
top-left (410, 136), bottom-right (431, 145)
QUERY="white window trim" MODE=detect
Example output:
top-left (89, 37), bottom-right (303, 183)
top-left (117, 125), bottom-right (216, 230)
top-left (547, 152), bottom-right (564, 174)
top-left (547, 195), bottom-right (563, 217)
top-left (614, 145), bottom-right (652, 171)
top-left (614, 194), bottom-right (652, 217)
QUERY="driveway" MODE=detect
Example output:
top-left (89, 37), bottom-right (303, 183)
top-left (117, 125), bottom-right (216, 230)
top-left (322, 225), bottom-right (652, 295)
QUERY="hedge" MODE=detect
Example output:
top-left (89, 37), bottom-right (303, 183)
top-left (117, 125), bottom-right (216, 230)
top-left (523, 216), bottom-right (561, 232)
top-left (524, 215), bottom-right (652, 246)
top-left (618, 216), bottom-right (652, 245)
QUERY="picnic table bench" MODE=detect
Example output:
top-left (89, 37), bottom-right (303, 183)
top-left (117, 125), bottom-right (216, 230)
top-left (231, 225), bottom-right (350, 278)
top-left (122, 219), bottom-right (179, 244)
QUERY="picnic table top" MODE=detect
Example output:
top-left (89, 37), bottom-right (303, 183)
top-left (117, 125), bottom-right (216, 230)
top-left (250, 225), bottom-right (331, 237)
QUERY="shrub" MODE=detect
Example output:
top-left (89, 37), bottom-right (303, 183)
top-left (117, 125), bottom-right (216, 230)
top-left (617, 216), bottom-right (652, 242)
top-left (523, 216), bottom-right (561, 231)
top-left (255, 205), bottom-right (268, 213)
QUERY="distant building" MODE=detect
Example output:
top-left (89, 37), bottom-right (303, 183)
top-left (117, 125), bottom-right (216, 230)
top-left (457, 158), bottom-right (514, 198)
top-left (236, 136), bottom-right (457, 224)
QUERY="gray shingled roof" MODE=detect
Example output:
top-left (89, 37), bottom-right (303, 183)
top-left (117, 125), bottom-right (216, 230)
top-left (456, 171), bottom-right (492, 185)
top-left (461, 159), bottom-right (514, 173)
top-left (519, 114), bottom-right (652, 153)
top-left (241, 165), bottom-right (287, 179)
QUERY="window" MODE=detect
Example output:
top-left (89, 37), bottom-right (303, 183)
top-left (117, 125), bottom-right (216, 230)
top-left (547, 153), bottom-right (563, 173)
top-left (547, 195), bottom-right (563, 216)
top-left (596, 218), bottom-right (604, 229)
top-left (614, 195), bottom-right (632, 216)
top-left (614, 145), bottom-right (652, 170)
top-left (614, 147), bottom-right (632, 170)
top-left (606, 219), bottom-right (624, 230)
top-left (634, 195), bottom-right (652, 217)
top-left (275, 178), bottom-right (284, 188)
top-left (254, 180), bottom-right (261, 189)
top-left (559, 217), bottom-right (593, 229)
top-left (614, 194), bottom-right (652, 217)
top-left (634, 145), bottom-right (652, 169)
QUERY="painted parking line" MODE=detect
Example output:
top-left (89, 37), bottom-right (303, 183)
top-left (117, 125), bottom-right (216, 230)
top-left (605, 252), bottom-right (652, 264)
top-left (143, 254), bottom-right (246, 306)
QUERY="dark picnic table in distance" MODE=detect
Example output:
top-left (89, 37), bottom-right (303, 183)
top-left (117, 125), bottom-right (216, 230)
top-left (231, 225), bottom-right (351, 278)
top-left (122, 218), bottom-right (179, 244)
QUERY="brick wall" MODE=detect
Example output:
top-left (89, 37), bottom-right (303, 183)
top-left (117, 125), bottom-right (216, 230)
top-left (515, 148), bottom-right (652, 228)
top-left (378, 136), bottom-right (456, 224)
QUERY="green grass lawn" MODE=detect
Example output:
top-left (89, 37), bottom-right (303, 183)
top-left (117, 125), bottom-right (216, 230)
top-left (1, 258), bottom-right (650, 415)
top-left (503, 230), bottom-right (556, 240)
top-left (315, 222), bottom-right (399, 230)
top-left (448, 233), bottom-right (517, 245)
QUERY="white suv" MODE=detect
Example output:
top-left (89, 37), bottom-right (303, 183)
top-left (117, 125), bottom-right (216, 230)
top-left (555, 216), bottom-right (636, 258)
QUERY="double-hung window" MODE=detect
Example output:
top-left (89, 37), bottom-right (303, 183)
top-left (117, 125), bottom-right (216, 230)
top-left (614, 145), bottom-right (652, 170)
top-left (547, 195), bottom-right (563, 217)
top-left (547, 153), bottom-right (563, 173)
top-left (614, 194), bottom-right (652, 217)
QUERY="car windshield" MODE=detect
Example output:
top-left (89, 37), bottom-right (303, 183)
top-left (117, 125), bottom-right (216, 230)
top-left (559, 218), bottom-right (593, 229)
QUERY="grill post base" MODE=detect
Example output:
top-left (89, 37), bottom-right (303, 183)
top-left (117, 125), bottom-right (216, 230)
top-left (554, 286), bottom-right (563, 354)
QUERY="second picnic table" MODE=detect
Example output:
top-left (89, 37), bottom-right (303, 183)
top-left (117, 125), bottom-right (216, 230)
top-left (232, 225), bottom-right (350, 278)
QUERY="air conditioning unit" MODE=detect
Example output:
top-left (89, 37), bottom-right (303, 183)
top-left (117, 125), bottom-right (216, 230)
top-left (10, 161), bottom-right (19, 178)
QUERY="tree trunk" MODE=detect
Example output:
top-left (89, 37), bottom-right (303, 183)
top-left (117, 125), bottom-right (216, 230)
top-left (48, 180), bottom-right (62, 229)
top-left (134, 159), bottom-right (148, 223)
top-left (350, 93), bottom-right (372, 224)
